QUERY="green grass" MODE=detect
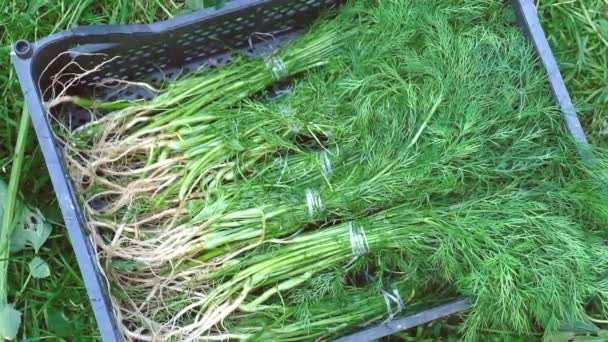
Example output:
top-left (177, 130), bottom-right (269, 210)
top-left (0, 1), bottom-right (187, 340)
top-left (537, 0), bottom-right (608, 146)
top-left (0, 0), bottom-right (606, 340)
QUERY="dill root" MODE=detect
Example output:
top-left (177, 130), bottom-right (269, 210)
top-left (56, 0), bottom-right (608, 340)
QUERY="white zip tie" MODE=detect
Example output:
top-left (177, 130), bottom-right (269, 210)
top-left (305, 188), bottom-right (324, 218)
top-left (382, 285), bottom-right (405, 321)
top-left (274, 89), bottom-right (292, 99)
top-left (320, 150), bottom-right (332, 176)
top-left (267, 57), bottom-right (289, 80)
top-left (275, 154), bottom-right (289, 183)
top-left (348, 221), bottom-right (369, 257)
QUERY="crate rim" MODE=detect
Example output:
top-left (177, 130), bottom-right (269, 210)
top-left (10, 0), bottom-right (587, 341)
top-left (13, 0), bottom-right (278, 60)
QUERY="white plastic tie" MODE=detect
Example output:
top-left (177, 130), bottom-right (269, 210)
top-left (275, 154), bottom-right (289, 183)
top-left (274, 89), bottom-right (292, 99)
top-left (382, 285), bottom-right (405, 321)
top-left (267, 57), bottom-right (289, 80)
top-left (348, 221), bottom-right (369, 257)
top-left (320, 150), bottom-right (332, 176)
top-left (305, 188), bottom-right (324, 218)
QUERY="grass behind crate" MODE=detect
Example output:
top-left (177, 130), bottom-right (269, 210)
top-left (537, 0), bottom-right (608, 146)
top-left (0, 0), bottom-right (188, 339)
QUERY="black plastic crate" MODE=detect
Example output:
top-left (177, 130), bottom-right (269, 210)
top-left (10, 0), bottom-right (587, 341)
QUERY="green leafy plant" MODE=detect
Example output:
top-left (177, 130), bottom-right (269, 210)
top-left (0, 304), bottom-right (21, 341)
top-left (0, 105), bottom-right (31, 342)
top-left (28, 257), bottom-right (51, 279)
top-left (538, 0), bottom-right (608, 146)
top-left (54, 0), bottom-right (608, 340)
top-left (0, 1), bottom-right (188, 340)
top-left (3, 0), bottom-right (608, 341)
top-left (0, 106), bottom-right (53, 341)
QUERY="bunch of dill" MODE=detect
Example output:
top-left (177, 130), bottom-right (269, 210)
top-left (57, 0), bottom-right (608, 340)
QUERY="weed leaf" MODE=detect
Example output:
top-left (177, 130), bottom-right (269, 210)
top-left (46, 308), bottom-right (81, 337)
top-left (1, 178), bottom-right (51, 254)
top-left (29, 256), bottom-right (51, 279)
top-left (0, 304), bottom-right (21, 340)
top-left (27, 0), bottom-right (48, 15)
top-left (10, 208), bottom-right (51, 254)
top-left (185, 0), bottom-right (224, 10)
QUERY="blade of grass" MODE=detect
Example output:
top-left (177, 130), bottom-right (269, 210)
top-left (0, 104), bottom-right (30, 341)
